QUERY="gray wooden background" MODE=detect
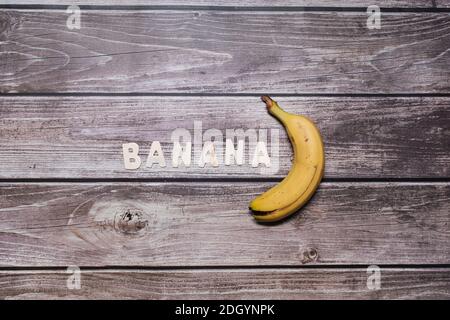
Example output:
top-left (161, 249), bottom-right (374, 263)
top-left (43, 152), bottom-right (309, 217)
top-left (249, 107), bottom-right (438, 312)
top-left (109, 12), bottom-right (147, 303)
top-left (0, 0), bottom-right (449, 299)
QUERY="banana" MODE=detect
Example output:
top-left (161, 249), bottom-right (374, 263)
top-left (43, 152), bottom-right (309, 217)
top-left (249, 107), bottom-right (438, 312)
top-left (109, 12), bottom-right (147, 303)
top-left (249, 96), bottom-right (325, 223)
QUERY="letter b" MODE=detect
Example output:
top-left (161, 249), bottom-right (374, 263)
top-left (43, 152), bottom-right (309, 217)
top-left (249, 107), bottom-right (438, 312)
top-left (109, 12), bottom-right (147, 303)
top-left (123, 143), bottom-right (141, 170)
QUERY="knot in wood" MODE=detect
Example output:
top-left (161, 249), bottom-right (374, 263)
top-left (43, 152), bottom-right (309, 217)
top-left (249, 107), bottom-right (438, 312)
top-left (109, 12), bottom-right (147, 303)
top-left (114, 208), bottom-right (148, 235)
top-left (302, 247), bottom-right (319, 264)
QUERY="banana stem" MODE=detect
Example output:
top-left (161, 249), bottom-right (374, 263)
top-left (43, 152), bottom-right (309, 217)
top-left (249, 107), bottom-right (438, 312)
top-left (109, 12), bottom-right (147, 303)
top-left (261, 95), bottom-right (290, 122)
top-left (261, 95), bottom-right (274, 109)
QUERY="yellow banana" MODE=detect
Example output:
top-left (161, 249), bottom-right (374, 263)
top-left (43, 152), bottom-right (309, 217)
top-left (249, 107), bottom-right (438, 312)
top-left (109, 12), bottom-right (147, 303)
top-left (249, 96), bottom-right (325, 222)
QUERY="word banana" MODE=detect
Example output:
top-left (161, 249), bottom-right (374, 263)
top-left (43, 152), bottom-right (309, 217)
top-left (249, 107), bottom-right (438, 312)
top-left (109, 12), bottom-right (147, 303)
top-left (249, 96), bottom-right (325, 223)
top-left (122, 123), bottom-right (279, 172)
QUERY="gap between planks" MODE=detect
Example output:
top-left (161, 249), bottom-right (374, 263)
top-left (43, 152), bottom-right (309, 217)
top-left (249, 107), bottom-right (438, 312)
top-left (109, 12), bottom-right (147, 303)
top-left (0, 178), bottom-right (449, 184)
top-left (0, 6), bottom-right (449, 12)
top-left (2, 93), bottom-right (450, 97)
top-left (1, 264), bottom-right (450, 271)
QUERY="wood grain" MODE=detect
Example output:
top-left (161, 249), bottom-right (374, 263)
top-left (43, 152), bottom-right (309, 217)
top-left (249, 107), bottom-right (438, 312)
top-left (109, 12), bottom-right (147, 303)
top-left (436, 1), bottom-right (450, 8)
top-left (0, 182), bottom-right (448, 267)
top-left (1, 10), bottom-right (449, 93)
top-left (0, 1), bottom-right (435, 8)
top-left (1, 96), bottom-right (448, 179)
top-left (0, 2), bottom-right (448, 301)
top-left (1, 268), bottom-right (449, 300)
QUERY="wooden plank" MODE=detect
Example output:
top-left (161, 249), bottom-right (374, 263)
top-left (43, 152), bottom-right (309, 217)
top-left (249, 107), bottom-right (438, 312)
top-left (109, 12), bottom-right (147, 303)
top-left (436, 1), bottom-right (450, 8)
top-left (0, 182), bottom-right (448, 267)
top-left (1, 268), bottom-right (449, 300)
top-left (0, 1), bottom-right (435, 8)
top-left (1, 10), bottom-right (449, 94)
top-left (1, 96), bottom-right (448, 179)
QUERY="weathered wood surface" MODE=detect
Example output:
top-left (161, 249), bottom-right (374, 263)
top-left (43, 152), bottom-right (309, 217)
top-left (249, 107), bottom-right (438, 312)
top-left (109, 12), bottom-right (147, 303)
top-left (1, 96), bottom-right (448, 179)
top-left (1, 268), bottom-right (449, 300)
top-left (436, 1), bottom-right (450, 8)
top-left (0, 2), bottom-right (449, 300)
top-left (0, 1), bottom-right (435, 8)
top-left (0, 182), bottom-right (448, 267)
top-left (1, 10), bottom-right (449, 94)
